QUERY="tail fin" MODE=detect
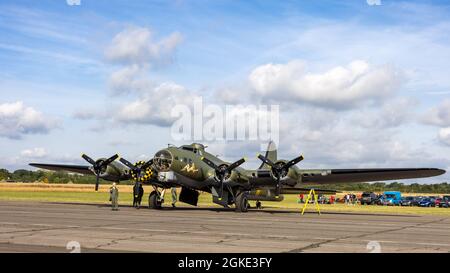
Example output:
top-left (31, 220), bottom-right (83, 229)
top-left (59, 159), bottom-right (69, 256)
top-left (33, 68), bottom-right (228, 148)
top-left (258, 141), bottom-right (277, 169)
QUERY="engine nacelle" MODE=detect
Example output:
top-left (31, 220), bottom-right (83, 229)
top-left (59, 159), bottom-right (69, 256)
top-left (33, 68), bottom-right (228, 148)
top-left (267, 160), bottom-right (298, 181)
top-left (96, 160), bottom-right (128, 181)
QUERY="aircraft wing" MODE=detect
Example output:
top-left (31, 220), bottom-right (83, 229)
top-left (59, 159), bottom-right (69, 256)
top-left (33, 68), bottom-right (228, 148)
top-left (29, 163), bottom-right (93, 176)
top-left (299, 168), bottom-right (445, 184)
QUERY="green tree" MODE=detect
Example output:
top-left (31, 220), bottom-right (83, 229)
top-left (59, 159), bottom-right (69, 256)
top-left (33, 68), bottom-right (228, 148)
top-left (0, 169), bottom-right (11, 181)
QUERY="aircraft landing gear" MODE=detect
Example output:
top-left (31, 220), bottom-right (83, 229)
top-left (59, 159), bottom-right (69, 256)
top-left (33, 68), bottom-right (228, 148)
top-left (149, 191), bottom-right (162, 209)
top-left (235, 191), bottom-right (249, 212)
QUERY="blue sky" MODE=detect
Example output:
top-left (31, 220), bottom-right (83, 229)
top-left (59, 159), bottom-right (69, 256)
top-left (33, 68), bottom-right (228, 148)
top-left (1, 0), bottom-right (450, 183)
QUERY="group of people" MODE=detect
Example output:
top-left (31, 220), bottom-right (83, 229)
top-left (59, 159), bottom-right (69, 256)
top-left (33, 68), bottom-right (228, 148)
top-left (108, 183), bottom-right (178, 211)
top-left (344, 193), bottom-right (358, 205)
top-left (297, 193), bottom-right (336, 204)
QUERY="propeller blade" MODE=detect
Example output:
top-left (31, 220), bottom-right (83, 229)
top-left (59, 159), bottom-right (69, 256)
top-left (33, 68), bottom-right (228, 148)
top-left (257, 154), bottom-right (276, 168)
top-left (95, 174), bottom-right (100, 191)
top-left (119, 157), bottom-right (137, 170)
top-left (81, 154), bottom-right (96, 165)
top-left (102, 154), bottom-right (119, 166)
top-left (257, 153), bottom-right (305, 197)
top-left (201, 157), bottom-right (219, 170)
top-left (218, 180), bottom-right (224, 200)
top-left (226, 158), bottom-right (246, 172)
top-left (283, 155), bottom-right (304, 169)
top-left (141, 158), bottom-right (154, 169)
top-left (81, 154), bottom-right (119, 191)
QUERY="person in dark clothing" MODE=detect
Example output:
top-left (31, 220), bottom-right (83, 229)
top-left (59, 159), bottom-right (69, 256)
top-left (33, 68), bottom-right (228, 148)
top-left (133, 182), bottom-right (141, 208)
top-left (136, 183), bottom-right (144, 209)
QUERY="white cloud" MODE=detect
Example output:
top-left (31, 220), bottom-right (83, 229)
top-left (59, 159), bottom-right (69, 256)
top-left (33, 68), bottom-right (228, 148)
top-left (20, 147), bottom-right (48, 158)
top-left (353, 98), bottom-right (416, 129)
top-left (105, 26), bottom-right (182, 65)
top-left (0, 101), bottom-right (59, 139)
top-left (108, 64), bottom-right (153, 95)
top-left (115, 82), bottom-right (200, 126)
top-left (439, 127), bottom-right (450, 146)
top-left (422, 99), bottom-right (450, 127)
top-left (248, 60), bottom-right (403, 108)
top-left (74, 25), bottom-right (191, 128)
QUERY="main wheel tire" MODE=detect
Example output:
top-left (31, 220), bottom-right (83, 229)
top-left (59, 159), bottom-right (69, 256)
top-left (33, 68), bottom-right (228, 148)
top-left (149, 191), bottom-right (162, 209)
top-left (235, 192), bottom-right (249, 212)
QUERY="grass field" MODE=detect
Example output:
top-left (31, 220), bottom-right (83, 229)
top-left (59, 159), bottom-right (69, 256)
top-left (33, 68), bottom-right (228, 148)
top-left (1, 182), bottom-right (450, 216)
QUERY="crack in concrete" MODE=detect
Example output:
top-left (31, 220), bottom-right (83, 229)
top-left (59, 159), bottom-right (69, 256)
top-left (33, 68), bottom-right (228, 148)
top-left (286, 217), bottom-right (448, 253)
top-left (94, 235), bottom-right (138, 249)
top-left (216, 234), bottom-right (241, 246)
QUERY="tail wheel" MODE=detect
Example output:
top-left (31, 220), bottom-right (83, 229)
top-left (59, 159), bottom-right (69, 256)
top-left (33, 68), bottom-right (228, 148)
top-left (235, 191), bottom-right (249, 212)
top-left (149, 191), bottom-right (162, 209)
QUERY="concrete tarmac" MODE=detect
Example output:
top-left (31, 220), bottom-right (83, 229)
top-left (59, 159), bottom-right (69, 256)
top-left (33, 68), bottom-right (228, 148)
top-left (0, 201), bottom-right (449, 253)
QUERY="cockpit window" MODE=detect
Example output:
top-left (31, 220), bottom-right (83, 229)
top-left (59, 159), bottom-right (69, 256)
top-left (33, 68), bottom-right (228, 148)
top-left (181, 146), bottom-right (194, 151)
top-left (153, 150), bottom-right (173, 171)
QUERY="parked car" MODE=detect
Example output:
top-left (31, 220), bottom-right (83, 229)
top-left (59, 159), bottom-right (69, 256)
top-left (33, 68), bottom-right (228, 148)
top-left (401, 196), bottom-right (420, 206)
top-left (439, 199), bottom-right (450, 208)
top-left (439, 198), bottom-right (450, 208)
top-left (360, 192), bottom-right (378, 205)
top-left (381, 191), bottom-right (402, 206)
top-left (374, 194), bottom-right (384, 205)
top-left (418, 197), bottom-right (436, 207)
top-left (435, 198), bottom-right (443, 207)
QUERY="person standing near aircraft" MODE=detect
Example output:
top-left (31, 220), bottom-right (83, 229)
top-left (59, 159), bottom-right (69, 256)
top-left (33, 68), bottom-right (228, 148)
top-left (133, 182), bottom-right (139, 208)
top-left (171, 187), bottom-right (177, 208)
top-left (137, 183), bottom-right (144, 209)
top-left (110, 183), bottom-right (119, 211)
top-left (330, 195), bottom-right (335, 204)
top-left (345, 194), bottom-right (350, 205)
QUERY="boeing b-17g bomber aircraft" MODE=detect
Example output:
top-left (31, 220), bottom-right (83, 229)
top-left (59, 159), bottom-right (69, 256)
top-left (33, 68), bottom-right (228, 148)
top-left (30, 142), bottom-right (445, 212)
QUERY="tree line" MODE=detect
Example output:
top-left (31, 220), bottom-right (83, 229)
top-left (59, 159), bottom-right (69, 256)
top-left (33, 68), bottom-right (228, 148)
top-left (1, 168), bottom-right (450, 193)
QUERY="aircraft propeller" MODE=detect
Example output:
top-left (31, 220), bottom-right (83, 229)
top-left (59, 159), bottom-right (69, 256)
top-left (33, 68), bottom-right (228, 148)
top-left (257, 154), bottom-right (304, 197)
top-left (119, 157), bottom-right (154, 182)
top-left (81, 154), bottom-right (119, 191)
top-left (201, 157), bottom-right (246, 200)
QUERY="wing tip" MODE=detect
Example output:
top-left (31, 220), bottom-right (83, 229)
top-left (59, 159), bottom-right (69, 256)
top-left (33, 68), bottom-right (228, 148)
top-left (434, 168), bottom-right (446, 176)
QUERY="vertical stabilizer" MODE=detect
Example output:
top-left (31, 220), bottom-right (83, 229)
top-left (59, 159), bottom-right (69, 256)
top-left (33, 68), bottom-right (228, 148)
top-left (258, 141), bottom-right (277, 169)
